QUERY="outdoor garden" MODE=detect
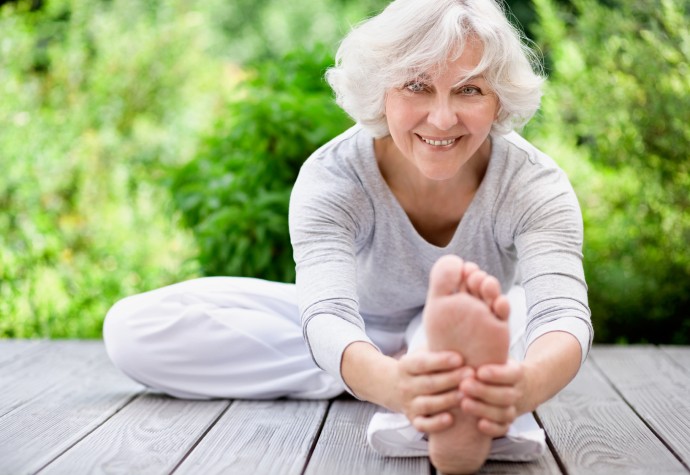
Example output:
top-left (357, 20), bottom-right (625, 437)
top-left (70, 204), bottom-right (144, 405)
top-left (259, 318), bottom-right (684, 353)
top-left (1, 0), bottom-right (688, 344)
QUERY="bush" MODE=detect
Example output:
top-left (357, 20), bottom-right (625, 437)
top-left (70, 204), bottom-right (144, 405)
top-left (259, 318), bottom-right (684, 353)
top-left (528, 0), bottom-right (690, 343)
top-left (171, 45), bottom-right (354, 283)
top-left (0, 0), bottom-right (219, 337)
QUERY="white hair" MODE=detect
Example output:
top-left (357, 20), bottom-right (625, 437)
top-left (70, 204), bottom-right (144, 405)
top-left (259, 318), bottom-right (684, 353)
top-left (326, 0), bottom-right (544, 137)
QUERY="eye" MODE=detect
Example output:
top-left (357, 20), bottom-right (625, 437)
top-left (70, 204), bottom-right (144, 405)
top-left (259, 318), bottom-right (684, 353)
top-left (404, 80), bottom-right (428, 93)
top-left (458, 85), bottom-right (482, 95)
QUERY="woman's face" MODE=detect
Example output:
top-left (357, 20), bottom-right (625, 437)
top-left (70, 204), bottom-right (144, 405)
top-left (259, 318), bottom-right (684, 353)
top-left (383, 41), bottom-right (499, 182)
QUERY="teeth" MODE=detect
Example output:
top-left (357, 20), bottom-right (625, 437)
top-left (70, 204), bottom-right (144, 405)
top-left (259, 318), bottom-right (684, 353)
top-left (422, 137), bottom-right (456, 146)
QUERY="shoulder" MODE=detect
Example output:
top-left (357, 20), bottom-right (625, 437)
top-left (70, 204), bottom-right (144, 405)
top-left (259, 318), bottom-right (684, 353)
top-left (490, 132), bottom-right (583, 236)
top-left (290, 125), bottom-right (375, 235)
top-left (294, 125), bottom-right (368, 193)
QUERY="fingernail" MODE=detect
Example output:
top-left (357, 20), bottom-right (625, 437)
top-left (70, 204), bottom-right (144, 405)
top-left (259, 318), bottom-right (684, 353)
top-left (449, 355), bottom-right (461, 365)
top-left (457, 391), bottom-right (464, 401)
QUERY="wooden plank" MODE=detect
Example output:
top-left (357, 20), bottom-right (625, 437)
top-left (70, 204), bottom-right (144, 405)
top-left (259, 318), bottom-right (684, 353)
top-left (0, 339), bottom-right (47, 366)
top-left (591, 346), bottom-right (690, 468)
top-left (305, 400), bottom-right (430, 475)
top-left (40, 394), bottom-right (229, 475)
top-left (479, 445), bottom-right (562, 474)
top-left (535, 358), bottom-right (687, 474)
top-left (661, 345), bottom-right (690, 370)
top-left (175, 399), bottom-right (328, 475)
top-left (0, 340), bottom-right (107, 418)
top-left (0, 344), bottom-right (143, 475)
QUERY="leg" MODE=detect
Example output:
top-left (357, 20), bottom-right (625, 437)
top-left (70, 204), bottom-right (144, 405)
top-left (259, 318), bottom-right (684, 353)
top-left (424, 255), bottom-right (510, 474)
top-left (103, 277), bottom-right (343, 400)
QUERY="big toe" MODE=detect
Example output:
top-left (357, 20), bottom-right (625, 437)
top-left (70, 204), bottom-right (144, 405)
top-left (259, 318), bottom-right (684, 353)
top-left (428, 255), bottom-right (465, 298)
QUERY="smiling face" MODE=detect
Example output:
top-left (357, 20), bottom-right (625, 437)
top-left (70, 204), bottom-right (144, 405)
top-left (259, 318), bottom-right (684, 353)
top-left (381, 40), bottom-right (499, 182)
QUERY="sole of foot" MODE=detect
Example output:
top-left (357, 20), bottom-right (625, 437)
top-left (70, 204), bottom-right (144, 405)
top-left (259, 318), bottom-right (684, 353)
top-left (424, 255), bottom-right (510, 474)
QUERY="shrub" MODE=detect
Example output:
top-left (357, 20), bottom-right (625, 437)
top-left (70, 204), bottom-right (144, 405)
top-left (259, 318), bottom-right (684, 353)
top-left (0, 0), bottom-right (217, 337)
top-left (171, 45), bottom-right (354, 283)
top-left (528, 0), bottom-right (690, 343)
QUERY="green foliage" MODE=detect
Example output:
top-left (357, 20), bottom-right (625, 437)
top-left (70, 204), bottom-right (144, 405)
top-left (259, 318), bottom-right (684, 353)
top-left (528, 0), bottom-right (690, 343)
top-left (0, 0), bottom-right (220, 337)
top-left (171, 46), bottom-right (353, 283)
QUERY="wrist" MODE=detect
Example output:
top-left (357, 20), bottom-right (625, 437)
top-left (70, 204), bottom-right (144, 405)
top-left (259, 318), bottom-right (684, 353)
top-left (516, 360), bottom-right (539, 414)
top-left (341, 341), bottom-right (398, 409)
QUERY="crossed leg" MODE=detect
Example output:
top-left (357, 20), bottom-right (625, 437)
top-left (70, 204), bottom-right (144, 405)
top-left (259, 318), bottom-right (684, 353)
top-left (424, 255), bottom-right (510, 474)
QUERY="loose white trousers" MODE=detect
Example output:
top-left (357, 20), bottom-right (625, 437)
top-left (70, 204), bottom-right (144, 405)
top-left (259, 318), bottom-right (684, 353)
top-left (103, 277), bottom-right (527, 401)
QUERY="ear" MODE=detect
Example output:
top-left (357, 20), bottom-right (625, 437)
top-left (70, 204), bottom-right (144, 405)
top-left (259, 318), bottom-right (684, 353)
top-left (494, 104), bottom-right (501, 121)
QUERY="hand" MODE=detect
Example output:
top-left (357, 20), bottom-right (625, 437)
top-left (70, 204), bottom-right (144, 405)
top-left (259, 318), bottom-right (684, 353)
top-left (393, 350), bottom-right (473, 434)
top-left (458, 359), bottom-right (524, 437)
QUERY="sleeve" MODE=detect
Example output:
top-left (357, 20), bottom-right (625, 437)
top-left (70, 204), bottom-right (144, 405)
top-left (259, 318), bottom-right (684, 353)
top-left (288, 160), bottom-right (377, 391)
top-left (508, 164), bottom-right (593, 366)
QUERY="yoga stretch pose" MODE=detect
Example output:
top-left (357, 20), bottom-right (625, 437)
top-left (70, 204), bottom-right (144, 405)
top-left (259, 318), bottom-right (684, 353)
top-left (104, 0), bottom-right (592, 472)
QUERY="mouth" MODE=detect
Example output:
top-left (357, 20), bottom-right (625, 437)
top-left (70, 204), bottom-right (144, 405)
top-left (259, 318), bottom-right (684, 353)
top-left (417, 134), bottom-right (458, 147)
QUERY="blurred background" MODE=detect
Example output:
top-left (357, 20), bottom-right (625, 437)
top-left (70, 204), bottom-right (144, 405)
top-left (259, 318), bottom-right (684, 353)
top-left (1, 0), bottom-right (688, 343)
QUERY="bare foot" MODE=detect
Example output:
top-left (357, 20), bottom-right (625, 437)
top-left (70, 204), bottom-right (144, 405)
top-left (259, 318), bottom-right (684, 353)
top-left (424, 255), bottom-right (510, 474)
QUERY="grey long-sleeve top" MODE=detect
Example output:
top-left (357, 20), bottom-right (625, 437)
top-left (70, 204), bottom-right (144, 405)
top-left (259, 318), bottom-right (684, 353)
top-left (289, 125), bottom-right (592, 388)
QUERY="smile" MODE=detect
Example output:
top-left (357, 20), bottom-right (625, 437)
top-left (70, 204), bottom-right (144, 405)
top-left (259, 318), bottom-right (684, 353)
top-left (418, 135), bottom-right (457, 147)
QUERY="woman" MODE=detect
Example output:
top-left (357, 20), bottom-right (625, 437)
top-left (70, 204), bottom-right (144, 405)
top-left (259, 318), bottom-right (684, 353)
top-left (103, 0), bottom-right (592, 473)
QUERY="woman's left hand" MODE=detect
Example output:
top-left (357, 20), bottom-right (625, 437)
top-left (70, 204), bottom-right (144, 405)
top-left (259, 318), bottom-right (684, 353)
top-left (458, 359), bottom-right (525, 437)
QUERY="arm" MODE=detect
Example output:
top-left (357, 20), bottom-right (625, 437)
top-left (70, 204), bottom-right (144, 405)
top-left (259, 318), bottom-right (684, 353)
top-left (458, 147), bottom-right (592, 436)
top-left (516, 330), bottom-right (581, 414)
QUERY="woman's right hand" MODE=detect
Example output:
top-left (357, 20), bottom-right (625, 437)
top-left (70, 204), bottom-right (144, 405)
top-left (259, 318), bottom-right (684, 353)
top-left (393, 349), bottom-right (473, 434)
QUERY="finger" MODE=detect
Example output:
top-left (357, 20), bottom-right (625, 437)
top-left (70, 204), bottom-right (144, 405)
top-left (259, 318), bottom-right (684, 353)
top-left (461, 397), bottom-right (517, 425)
top-left (476, 360), bottom-right (522, 385)
top-left (478, 418), bottom-right (511, 438)
top-left (413, 367), bottom-right (474, 396)
top-left (412, 412), bottom-right (454, 434)
top-left (460, 378), bottom-right (519, 407)
top-left (428, 255), bottom-right (465, 297)
top-left (400, 351), bottom-right (464, 375)
top-left (411, 390), bottom-right (462, 417)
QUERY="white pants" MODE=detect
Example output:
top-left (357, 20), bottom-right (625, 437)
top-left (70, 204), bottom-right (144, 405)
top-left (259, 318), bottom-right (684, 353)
top-left (103, 277), bottom-right (527, 400)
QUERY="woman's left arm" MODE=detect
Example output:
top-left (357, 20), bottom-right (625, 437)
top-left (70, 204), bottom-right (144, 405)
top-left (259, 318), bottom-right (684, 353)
top-left (458, 331), bottom-right (581, 437)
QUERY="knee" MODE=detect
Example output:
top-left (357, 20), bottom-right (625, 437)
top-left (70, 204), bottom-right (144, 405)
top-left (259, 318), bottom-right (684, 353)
top-left (102, 297), bottom-right (148, 380)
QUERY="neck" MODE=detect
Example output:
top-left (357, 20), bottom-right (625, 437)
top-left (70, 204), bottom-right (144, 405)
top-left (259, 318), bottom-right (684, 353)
top-left (374, 136), bottom-right (491, 199)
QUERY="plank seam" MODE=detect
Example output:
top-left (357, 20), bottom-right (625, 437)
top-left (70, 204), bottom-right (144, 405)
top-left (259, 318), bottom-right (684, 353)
top-left (532, 411), bottom-right (568, 475)
top-left (659, 346), bottom-right (690, 377)
top-left (169, 399), bottom-right (235, 474)
top-left (32, 390), bottom-right (144, 474)
top-left (300, 398), bottom-right (334, 475)
top-left (589, 352), bottom-right (690, 472)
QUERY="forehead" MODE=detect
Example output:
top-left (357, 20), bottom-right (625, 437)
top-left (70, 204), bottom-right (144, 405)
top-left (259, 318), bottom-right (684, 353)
top-left (413, 40), bottom-right (487, 83)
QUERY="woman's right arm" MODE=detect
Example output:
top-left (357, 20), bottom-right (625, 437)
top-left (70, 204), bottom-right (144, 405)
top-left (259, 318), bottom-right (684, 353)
top-left (290, 158), bottom-right (466, 432)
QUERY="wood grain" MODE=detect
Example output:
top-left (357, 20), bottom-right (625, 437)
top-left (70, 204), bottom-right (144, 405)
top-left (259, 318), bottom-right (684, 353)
top-left (536, 357), bottom-right (687, 474)
top-left (0, 340), bottom-right (107, 418)
top-left (0, 343), bottom-right (143, 475)
top-left (175, 399), bottom-right (328, 475)
top-left (305, 400), bottom-right (430, 475)
top-left (0, 339), bottom-right (46, 365)
top-left (660, 345), bottom-right (690, 372)
top-left (40, 393), bottom-right (229, 475)
top-left (479, 447), bottom-right (562, 474)
top-left (591, 346), bottom-right (690, 468)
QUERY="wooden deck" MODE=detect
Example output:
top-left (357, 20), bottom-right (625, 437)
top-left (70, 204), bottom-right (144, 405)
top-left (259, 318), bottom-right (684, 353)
top-left (1, 341), bottom-right (689, 474)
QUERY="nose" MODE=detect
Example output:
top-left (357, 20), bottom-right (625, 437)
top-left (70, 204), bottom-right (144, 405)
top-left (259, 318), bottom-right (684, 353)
top-left (427, 96), bottom-right (459, 131)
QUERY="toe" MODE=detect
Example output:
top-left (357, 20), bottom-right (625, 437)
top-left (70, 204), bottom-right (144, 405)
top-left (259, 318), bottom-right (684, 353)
top-left (428, 255), bottom-right (465, 298)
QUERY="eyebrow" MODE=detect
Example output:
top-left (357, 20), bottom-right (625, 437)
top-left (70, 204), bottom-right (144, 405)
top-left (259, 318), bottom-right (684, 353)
top-left (452, 75), bottom-right (486, 87)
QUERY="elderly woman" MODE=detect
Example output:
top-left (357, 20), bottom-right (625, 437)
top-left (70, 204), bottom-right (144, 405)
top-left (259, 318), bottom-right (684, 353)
top-left (103, 0), bottom-right (592, 472)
